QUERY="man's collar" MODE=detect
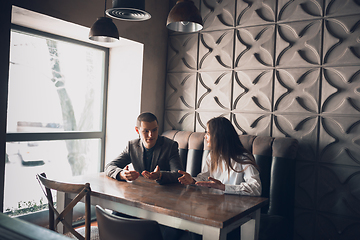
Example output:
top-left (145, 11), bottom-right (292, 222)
top-left (142, 137), bottom-right (159, 151)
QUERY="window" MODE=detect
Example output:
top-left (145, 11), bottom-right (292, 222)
top-left (5, 25), bottom-right (108, 215)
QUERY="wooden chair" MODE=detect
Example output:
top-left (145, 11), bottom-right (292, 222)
top-left (95, 205), bottom-right (164, 240)
top-left (36, 173), bottom-right (98, 240)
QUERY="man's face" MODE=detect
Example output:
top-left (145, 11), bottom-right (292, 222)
top-left (135, 120), bottom-right (159, 149)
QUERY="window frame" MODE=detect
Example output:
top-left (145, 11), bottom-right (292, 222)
top-left (6, 24), bottom-right (109, 174)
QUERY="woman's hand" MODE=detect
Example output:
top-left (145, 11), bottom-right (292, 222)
top-left (178, 170), bottom-right (195, 185)
top-left (195, 177), bottom-right (225, 191)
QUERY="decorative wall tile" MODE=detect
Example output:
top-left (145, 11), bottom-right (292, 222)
top-left (164, 1), bottom-right (360, 239)
top-left (167, 33), bottom-right (199, 72)
top-left (233, 69), bottom-right (273, 112)
top-left (236, 0), bottom-right (276, 27)
top-left (295, 162), bottom-right (317, 209)
top-left (274, 68), bottom-right (320, 114)
top-left (323, 15), bottom-right (360, 66)
top-left (234, 25), bottom-right (275, 69)
top-left (276, 20), bottom-right (322, 67)
top-left (165, 73), bottom-right (197, 110)
top-left (197, 71), bottom-right (232, 111)
top-left (278, 0), bottom-right (323, 22)
top-left (317, 164), bottom-right (360, 217)
top-left (273, 114), bottom-right (318, 161)
top-left (164, 110), bottom-right (196, 132)
top-left (198, 30), bottom-right (234, 70)
top-left (195, 111), bottom-right (231, 131)
top-left (321, 66), bottom-right (360, 114)
top-left (325, 0), bottom-right (360, 17)
top-left (316, 212), bottom-right (360, 239)
top-left (319, 117), bottom-right (360, 167)
top-left (201, 0), bottom-right (235, 31)
top-left (294, 209), bottom-right (316, 240)
top-left (232, 112), bottom-right (271, 136)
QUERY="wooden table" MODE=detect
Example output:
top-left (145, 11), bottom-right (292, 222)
top-left (57, 173), bottom-right (268, 240)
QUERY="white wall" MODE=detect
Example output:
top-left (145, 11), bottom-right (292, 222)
top-left (105, 43), bottom-right (143, 164)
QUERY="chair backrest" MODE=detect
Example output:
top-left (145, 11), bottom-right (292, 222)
top-left (95, 205), bottom-right (164, 240)
top-left (36, 173), bottom-right (92, 240)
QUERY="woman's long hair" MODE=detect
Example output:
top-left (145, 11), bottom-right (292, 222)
top-left (207, 117), bottom-right (259, 174)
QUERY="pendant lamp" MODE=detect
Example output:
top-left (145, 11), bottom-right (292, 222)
top-left (166, 0), bottom-right (203, 32)
top-left (89, 0), bottom-right (119, 42)
top-left (106, 0), bottom-right (151, 21)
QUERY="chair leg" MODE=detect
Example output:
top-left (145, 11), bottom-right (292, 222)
top-left (85, 195), bottom-right (91, 240)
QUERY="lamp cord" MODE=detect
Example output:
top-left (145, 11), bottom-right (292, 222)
top-left (104, 0), bottom-right (106, 17)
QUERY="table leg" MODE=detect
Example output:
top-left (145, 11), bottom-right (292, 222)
top-left (202, 225), bottom-right (227, 240)
top-left (254, 208), bottom-right (260, 240)
top-left (241, 209), bottom-right (261, 240)
top-left (56, 191), bottom-right (73, 234)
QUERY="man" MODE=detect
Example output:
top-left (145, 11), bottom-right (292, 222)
top-left (105, 112), bottom-right (183, 184)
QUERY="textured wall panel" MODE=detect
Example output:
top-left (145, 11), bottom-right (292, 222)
top-left (164, 110), bottom-right (196, 131)
top-left (274, 68), bottom-right (320, 113)
top-left (294, 209), bottom-right (316, 240)
top-left (316, 212), bottom-right (360, 240)
top-left (167, 33), bottom-right (199, 72)
top-left (276, 20), bottom-right (322, 67)
top-left (164, 1), bottom-right (360, 239)
top-left (234, 25), bottom-right (275, 69)
top-left (197, 71), bottom-right (232, 111)
top-left (319, 116), bottom-right (360, 167)
top-left (236, 0), bottom-right (276, 27)
top-left (165, 73), bottom-right (197, 110)
top-left (278, 0), bottom-right (323, 22)
top-left (325, 0), bottom-right (360, 17)
top-left (232, 112), bottom-right (272, 136)
top-left (323, 15), bottom-right (360, 66)
top-left (317, 164), bottom-right (360, 217)
top-left (321, 66), bottom-right (360, 114)
top-left (201, 0), bottom-right (235, 31)
top-left (294, 162), bottom-right (317, 210)
top-left (273, 114), bottom-right (318, 161)
top-left (195, 111), bottom-right (231, 131)
top-left (198, 30), bottom-right (234, 70)
top-left (233, 69), bottom-right (273, 112)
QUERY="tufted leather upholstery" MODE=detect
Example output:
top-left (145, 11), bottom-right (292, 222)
top-left (162, 130), bottom-right (298, 240)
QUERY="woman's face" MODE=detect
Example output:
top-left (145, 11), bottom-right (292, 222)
top-left (205, 125), bottom-right (211, 148)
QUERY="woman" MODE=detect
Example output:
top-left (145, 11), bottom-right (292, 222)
top-left (178, 117), bottom-right (261, 196)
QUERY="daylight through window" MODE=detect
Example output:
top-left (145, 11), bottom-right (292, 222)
top-left (5, 26), bottom-right (108, 215)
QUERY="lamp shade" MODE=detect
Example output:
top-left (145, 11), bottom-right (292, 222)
top-left (166, 0), bottom-right (203, 32)
top-left (106, 0), bottom-right (151, 21)
top-left (89, 17), bottom-right (119, 42)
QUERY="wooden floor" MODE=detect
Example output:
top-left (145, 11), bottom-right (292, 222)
top-left (75, 221), bottom-right (97, 229)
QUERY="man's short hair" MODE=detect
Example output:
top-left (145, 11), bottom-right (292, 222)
top-left (137, 112), bottom-right (158, 127)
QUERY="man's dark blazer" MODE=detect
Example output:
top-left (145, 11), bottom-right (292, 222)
top-left (105, 136), bottom-right (183, 184)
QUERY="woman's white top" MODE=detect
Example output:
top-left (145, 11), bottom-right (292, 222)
top-left (193, 153), bottom-right (262, 196)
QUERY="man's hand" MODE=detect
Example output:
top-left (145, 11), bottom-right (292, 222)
top-left (120, 165), bottom-right (140, 181)
top-left (142, 165), bottom-right (162, 181)
top-left (195, 177), bottom-right (225, 191)
top-left (178, 170), bottom-right (195, 185)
